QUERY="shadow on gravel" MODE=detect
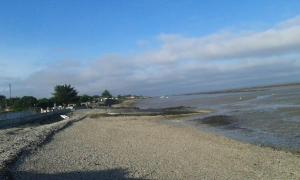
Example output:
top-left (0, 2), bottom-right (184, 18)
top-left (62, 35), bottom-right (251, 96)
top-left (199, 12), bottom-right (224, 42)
top-left (13, 168), bottom-right (147, 180)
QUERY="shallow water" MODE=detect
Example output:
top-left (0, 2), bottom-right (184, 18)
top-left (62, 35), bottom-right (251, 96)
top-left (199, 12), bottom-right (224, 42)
top-left (137, 85), bottom-right (300, 152)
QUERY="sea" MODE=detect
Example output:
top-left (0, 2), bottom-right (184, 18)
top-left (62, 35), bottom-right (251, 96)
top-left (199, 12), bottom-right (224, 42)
top-left (136, 84), bottom-right (300, 152)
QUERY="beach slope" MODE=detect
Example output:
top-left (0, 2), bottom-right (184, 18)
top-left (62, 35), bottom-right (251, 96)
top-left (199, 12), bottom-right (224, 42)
top-left (11, 114), bottom-right (300, 179)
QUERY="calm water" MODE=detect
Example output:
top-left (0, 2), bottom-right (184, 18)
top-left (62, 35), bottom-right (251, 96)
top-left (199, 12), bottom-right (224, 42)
top-left (137, 85), bottom-right (300, 152)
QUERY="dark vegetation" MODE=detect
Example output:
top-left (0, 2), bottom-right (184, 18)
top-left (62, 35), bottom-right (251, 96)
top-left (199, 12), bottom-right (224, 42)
top-left (88, 106), bottom-right (200, 119)
top-left (195, 115), bottom-right (238, 127)
top-left (53, 84), bottom-right (79, 106)
top-left (0, 84), bottom-right (135, 113)
top-left (102, 89), bottom-right (112, 98)
top-left (0, 96), bottom-right (38, 112)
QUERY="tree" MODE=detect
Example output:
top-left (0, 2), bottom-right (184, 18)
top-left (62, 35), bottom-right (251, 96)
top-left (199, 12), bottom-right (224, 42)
top-left (20, 96), bottom-right (37, 108)
top-left (0, 95), bottom-right (5, 101)
top-left (6, 97), bottom-right (17, 106)
top-left (0, 95), bottom-right (6, 110)
top-left (79, 95), bottom-right (92, 103)
top-left (101, 90), bottom-right (112, 98)
top-left (36, 98), bottom-right (54, 109)
top-left (7, 96), bottom-right (37, 111)
top-left (53, 84), bottom-right (78, 106)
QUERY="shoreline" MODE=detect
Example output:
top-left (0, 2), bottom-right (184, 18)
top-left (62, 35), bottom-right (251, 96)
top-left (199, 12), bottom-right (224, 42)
top-left (186, 115), bottom-right (300, 155)
top-left (1, 107), bottom-right (299, 179)
top-left (132, 98), bottom-right (300, 154)
top-left (11, 112), bottom-right (300, 179)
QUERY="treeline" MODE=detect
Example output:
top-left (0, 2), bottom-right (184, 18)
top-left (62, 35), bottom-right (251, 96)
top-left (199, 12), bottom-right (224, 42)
top-left (0, 95), bottom-right (40, 112)
top-left (0, 84), bottom-right (132, 112)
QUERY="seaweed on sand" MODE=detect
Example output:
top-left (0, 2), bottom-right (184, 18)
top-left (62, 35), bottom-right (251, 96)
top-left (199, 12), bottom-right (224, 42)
top-left (197, 115), bottom-right (238, 127)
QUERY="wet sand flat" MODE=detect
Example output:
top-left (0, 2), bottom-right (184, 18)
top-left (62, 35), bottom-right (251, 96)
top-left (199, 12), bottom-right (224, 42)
top-left (12, 115), bottom-right (300, 179)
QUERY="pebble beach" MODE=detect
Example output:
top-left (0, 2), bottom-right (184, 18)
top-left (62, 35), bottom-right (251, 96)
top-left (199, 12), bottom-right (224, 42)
top-left (2, 110), bottom-right (298, 179)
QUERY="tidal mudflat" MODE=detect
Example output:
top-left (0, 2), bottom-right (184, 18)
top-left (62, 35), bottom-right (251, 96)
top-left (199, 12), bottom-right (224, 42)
top-left (137, 84), bottom-right (300, 153)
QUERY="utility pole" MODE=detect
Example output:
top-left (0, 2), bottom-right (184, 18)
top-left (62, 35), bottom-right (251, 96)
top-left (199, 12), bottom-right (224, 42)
top-left (9, 83), bottom-right (11, 99)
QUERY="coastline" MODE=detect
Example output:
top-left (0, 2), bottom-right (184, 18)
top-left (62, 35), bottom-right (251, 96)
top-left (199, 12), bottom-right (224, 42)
top-left (1, 102), bottom-right (299, 179)
top-left (5, 109), bottom-right (300, 179)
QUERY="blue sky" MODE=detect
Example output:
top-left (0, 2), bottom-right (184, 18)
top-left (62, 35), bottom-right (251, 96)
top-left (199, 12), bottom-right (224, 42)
top-left (1, 0), bottom-right (300, 97)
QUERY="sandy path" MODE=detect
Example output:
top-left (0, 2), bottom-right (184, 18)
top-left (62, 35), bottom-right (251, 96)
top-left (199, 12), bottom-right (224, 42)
top-left (11, 115), bottom-right (300, 179)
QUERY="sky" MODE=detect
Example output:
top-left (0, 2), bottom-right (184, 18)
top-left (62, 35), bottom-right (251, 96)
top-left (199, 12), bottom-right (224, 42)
top-left (0, 0), bottom-right (300, 97)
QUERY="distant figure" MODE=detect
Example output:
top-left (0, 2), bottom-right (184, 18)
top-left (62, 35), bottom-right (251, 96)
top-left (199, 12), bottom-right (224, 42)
top-left (239, 97), bottom-right (243, 100)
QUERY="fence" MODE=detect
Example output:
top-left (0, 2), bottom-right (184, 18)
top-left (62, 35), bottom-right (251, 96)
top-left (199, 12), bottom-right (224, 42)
top-left (0, 110), bottom-right (37, 121)
top-left (0, 110), bottom-right (70, 129)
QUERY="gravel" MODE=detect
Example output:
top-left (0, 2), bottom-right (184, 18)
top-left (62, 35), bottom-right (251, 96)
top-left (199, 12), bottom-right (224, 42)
top-left (0, 111), bottom-right (87, 179)
top-left (9, 113), bottom-right (300, 179)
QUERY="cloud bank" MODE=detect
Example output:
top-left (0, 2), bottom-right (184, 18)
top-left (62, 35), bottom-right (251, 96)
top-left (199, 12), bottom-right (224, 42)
top-left (1, 16), bottom-right (300, 97)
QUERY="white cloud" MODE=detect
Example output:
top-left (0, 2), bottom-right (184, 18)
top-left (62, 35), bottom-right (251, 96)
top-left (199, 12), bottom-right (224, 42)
top-left (142, 16), bottom-right (300, 63)
top-left (1, 16), bottom-right (300, 97)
